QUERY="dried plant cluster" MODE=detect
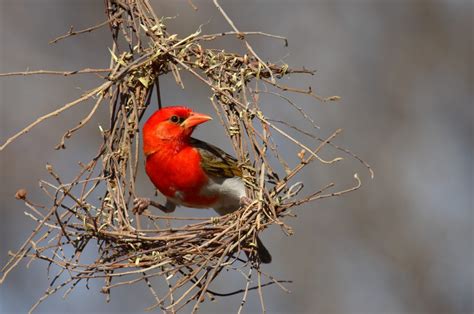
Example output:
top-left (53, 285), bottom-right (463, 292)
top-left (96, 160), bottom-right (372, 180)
top-left (0, 0), bottom-right (372, 313)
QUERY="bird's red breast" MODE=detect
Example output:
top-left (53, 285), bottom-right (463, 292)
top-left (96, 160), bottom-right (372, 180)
top-left (143, 106), bottom-right (219, 207)
top-left (145, 142), bottom-right (218, 207)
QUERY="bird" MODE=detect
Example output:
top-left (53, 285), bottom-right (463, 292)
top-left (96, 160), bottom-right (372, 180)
top-left (134, 105), bottom-right (272, 264)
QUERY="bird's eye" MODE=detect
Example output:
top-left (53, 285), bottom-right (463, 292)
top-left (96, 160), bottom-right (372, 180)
top-left (170, 115), bottom-right (180, 123)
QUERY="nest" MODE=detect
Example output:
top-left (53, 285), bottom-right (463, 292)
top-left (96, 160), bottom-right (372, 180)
top-left (0, 1), bottom-right (372, 312)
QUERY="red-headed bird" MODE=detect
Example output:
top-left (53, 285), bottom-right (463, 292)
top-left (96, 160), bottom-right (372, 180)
top-left (136, 106), bottom-right (271, 263)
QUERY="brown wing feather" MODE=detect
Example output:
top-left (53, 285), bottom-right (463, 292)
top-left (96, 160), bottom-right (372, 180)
top-left (189, 137), bottom-right (242, 178)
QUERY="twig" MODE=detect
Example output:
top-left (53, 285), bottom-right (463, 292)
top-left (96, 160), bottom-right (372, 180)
top-left (0, 68), bottom-right (111, 77)
top-left (0, 82), bottom-right (110, 151)
top-left (49, 9), bottom-right (125, 44)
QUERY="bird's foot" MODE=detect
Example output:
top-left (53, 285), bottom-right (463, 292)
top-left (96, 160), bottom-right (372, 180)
top-left (240, 196), bottom-right (252, 207)
top-left (133, 197), bottom-right (175, 214)
top-left (133, 197), bottom-right (151, 215)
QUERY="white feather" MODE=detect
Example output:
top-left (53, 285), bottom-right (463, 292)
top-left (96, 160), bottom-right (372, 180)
top-left (201, 176), bottom-right (246, 215)
top-left (167, 176), bottom-right (246, 215)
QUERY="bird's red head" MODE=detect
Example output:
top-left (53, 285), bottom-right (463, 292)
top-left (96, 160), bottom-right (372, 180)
top-left (143, 106), bottom-right (212, 156)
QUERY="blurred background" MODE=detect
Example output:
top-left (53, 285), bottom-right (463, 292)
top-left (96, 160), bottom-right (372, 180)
top-left (1, 0), bottom-right (472, 313)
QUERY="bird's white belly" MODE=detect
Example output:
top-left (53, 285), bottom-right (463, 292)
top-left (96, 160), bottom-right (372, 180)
top-left (200, 176), bottom-right (246, 215)
top-left (166, 176), bottom-right (246, 215)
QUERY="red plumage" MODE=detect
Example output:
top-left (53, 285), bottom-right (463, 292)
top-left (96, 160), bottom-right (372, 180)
top-left (143, 106), bottom-right (217, 208)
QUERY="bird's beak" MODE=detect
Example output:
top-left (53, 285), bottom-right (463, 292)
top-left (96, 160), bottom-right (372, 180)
top-left (181, 112), bottom-right (212, 129)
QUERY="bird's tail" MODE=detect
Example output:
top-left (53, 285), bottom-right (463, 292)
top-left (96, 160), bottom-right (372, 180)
top-left (256, 236), bottom-right (272, 264)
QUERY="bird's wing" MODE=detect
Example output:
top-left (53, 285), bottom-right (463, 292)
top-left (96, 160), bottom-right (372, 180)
top-left (189, 137), bottom-right (242, 178)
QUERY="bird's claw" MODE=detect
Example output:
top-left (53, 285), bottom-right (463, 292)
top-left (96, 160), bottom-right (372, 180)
top-left (133, 197), bottom-right (175, 214)
top-left (240, 196), bottom-right (252, 207)
top-left (133, 197), bottom-right (151, 215)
